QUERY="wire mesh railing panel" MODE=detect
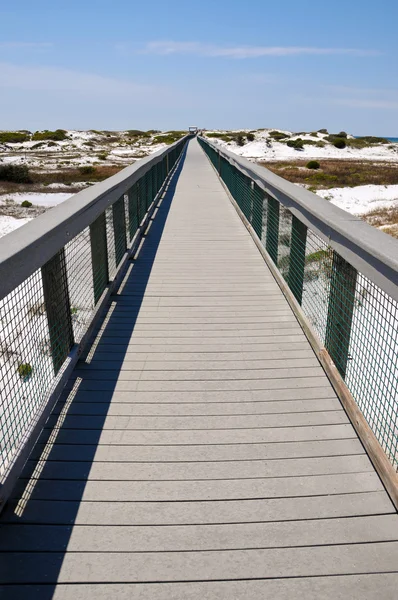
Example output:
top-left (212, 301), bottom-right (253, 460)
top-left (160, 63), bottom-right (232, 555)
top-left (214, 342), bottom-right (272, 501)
top-left (0, 271), bottom-right (53, 476)
top-left (105, 205), bottom-right (117, 281)
top-left (300, 232), bottom-right (334, 346)
top-left (0, 137), bottom-right (187, 482)
top-left (251, 183), bottom-right (265, 241)
top-left (65, 227), bottom-right (95, 343)
top-left (127, 185), bottom-right (140, 244)
top-left (199, 136), bottom-right (398, 469)
top-left (90, 212), bottom-right (109, 305)
top-left (113, 195), bottom-right (128, 268)
top-left (277, 206), bottom-right (293, 280)
top-left (347, 275), bottom-right (398, 465)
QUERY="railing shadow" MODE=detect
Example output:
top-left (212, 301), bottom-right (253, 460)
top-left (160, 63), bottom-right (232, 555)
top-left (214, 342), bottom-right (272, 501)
top-left (0, 148), bottom-right (188, 598)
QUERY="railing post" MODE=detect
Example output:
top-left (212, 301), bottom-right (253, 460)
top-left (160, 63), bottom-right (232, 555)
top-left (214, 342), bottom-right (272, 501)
top-left (127, 184), bottom-right (139, 242)
top-left (288, 216), bottom-right (308, 305)
top-left (325, 252), bottom-right (357, 378)
top-left (112, 196), bottom-right (127, 266)
top-left (41, 248), bottom-right (74, 374)
top-left (146, 170), bottom-right (152, 210)
top-left (251, 184), bottom-right (264, 241)
top-left (90, 212), bottom-right (108, 304)
top-left (266, 196), bottom-right (280, 264)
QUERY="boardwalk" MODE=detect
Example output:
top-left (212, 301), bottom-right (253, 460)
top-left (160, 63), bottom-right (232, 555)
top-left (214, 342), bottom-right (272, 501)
top-left (1, 139), bottom-right (398, 598)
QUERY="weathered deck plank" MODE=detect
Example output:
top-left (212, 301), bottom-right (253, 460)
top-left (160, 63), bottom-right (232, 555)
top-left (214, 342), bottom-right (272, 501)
top-left (1, 138), bottom-right (397, 598)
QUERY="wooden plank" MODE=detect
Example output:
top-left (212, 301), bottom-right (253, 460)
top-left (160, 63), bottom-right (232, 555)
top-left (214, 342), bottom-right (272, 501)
top-left (2, 515), bottom-right (398, 552)
top-left (1, 542), bottom-right (398, 583)
top-left (3, 491), bottom-right (392, 526)
top-left (13, 472), bottom-right (383, 502)
top-left (3, 575), bottom-right (398, 600)
top-left (44, 411), bottom-right (349, 431)
top-left (70, 366), bottom-right (325, 381)
top-left (83, 349), bottom-right (317, 362)
top-left (63, 376), bottom-right (331, 392)
top-left (21, 454), bottom-right (372, 481)
top-left (57, 386), bottom-right (336, 404)
top-left (75, 357), bottom-right (320, 372)
top-left (51, 397), bottom-right (342, 416)
top-left (28, 438), bottom-right (364, 462)
top-left (36, 423), bottom-right (357, 446)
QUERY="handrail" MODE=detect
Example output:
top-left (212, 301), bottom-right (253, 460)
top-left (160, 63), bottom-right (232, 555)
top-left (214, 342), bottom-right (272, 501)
top-left (198, 136), bottom-right (398, 303)
top-left (199, 135), bottom-right (398, 485)
top-left (0, 135), bottom-right (188, 505)
top-left (0, 136), bottom-right (189, 301)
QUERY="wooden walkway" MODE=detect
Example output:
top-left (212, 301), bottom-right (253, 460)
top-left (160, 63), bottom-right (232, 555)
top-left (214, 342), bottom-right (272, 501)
top-left (1, 139), bottom-right (398, 598)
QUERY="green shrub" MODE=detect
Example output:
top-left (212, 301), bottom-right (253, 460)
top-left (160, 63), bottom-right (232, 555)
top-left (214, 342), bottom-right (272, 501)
top-left (206, 132), bottom-right (224, 139)
top-left (32, 129), bottom-right (68, 141)
top-left (306, 172), bottom-right (338, 184)
top-left (97, 153), bottom-right (108, 160)
top-left (246, 132), bottom-right (255, 142)
top-left (356, 136), bottom-right (389, 144)
top-left (236, 134), bottom-right (245, 146)
top-left (269, 130), bottom-right (290, 141)
top-left (336, 131), bottom-right (348, 138)
top-left (0, 164), bottom-right (32, 183)
top-left (78, 165), bottom-right (96, 175)
top-left (21, 200), bottom-right (33, 208)
top-left (152, 132), bottom-right (185, 145)
top-left (333, 139), bottom-right (346, 149)
top-left (17, 363), bottom-right (33, 379)
top-left (0, 131), bottom-right (30, 144)
top-left (126, 129), bottom-right (145, 136)
top-left (306, 160), bottom-right (320, 170)
top-left (318, 129), bottom-right (328, 134)
top-left (287, 138), bottom-right (304, 150)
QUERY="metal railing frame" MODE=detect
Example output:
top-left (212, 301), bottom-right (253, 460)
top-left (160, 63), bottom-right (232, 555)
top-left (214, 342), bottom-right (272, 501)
top-left (199, 135), bottom-right (398, 508)
top-left (0, 136), bottom-right (189, 509)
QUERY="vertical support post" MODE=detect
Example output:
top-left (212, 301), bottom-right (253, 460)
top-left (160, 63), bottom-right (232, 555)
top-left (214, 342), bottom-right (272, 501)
top-left (151, 166), bottom-right (155, 204)
top-left (249, 181), bottom-right (254, 226)
top-left (41, 249), bottom-right (74, 375)
top-left (146, 170), bottom-right (152, 210)
top-left (112, 195), bottom-right (127, 266)
top-left (325, 252), bottom-right (357, 378)
top-left (251, 184), bottom-right (264, 241)
top-left (288, 216), bottom-right (308, 305)
top-left (266, 196), bottom-right (280, 265)
top-left (90, 212), bottom-right (108, 305)
top-left (127, 184), bottom-right (139, 241)
top-left (136, 180), bottom-right (143, 224)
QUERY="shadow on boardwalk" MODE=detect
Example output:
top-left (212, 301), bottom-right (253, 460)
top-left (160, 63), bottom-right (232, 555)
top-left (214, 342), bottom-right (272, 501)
top-left (0, 151), bottom-right (187, 598)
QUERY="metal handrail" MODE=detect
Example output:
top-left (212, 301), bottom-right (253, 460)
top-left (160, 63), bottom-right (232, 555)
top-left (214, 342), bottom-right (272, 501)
top-left (0, 136), bottom-right (189, 300)
top-left (0, 136), bottom-right (188, 504)
top-left (198, 136), bottom-right (398, 303)
top-left (199, 134), bottom-right (398, 481)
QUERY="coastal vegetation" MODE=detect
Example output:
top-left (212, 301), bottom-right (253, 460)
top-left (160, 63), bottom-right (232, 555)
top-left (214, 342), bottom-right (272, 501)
top-left (261, 159), bottom-right (398, 189)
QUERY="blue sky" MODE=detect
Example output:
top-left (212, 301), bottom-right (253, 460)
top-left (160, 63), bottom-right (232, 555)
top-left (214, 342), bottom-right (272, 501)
top-left (1, 0), bottom-right (397, 134)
